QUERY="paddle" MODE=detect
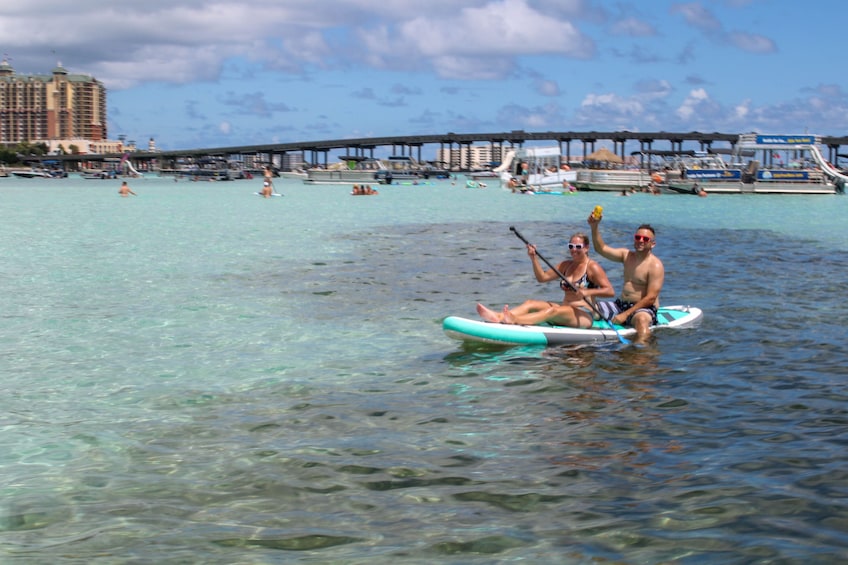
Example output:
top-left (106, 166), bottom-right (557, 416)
top-left (509, 226), bottom-right (630, 345)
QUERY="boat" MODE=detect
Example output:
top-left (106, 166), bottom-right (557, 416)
top-left (303, 155), bottom-right (449, 185)
top-left (443, 305), bottom-right (703, 346)
top-left (568, 148), bottom-right (663, 191)
top-left (663, 134), bottom-right (847, 195)
top-left (81, 170), bottom-right (117, 180)
top-left (374, 156), bottom-right (450, 184)
top-left (465, 170), bottom-right (501, 181)
top-left (303, 156), bottom-right (384, 185)
top-left (159, 157), bottom-right (235, 181)
top-left (500, 146), bottom-right (577, 191)
top-left (573, 168), bottom-right (664, 191)
top-left (10, 168), bottom-right (64, 179)
top-left (278, 169), bottom-right (308, 180)
top-left (181, 168), bottom-right (234, 181)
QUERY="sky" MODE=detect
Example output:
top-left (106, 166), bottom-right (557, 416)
top-left (3, 0), bottom-right (847, 153)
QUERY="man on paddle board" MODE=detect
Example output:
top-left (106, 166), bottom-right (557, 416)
top-left (588, 213), bottom-right (664, 344)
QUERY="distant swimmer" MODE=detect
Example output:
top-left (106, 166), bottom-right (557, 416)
top-left (118, 181), bottom-right (136, 197)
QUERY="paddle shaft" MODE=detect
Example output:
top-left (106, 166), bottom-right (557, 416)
top-left (509, 226), bottom-right (629, 344)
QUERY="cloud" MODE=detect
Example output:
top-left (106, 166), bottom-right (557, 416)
top-left (578, 92), bottom-right (645, 125)
top-left (634, 79), bottom-right (673, 100)
top-left (610, 17), bottom-right (656, 37)
top-left (734, 100), bottom-right (750, 121)
top-left (391, 84), bottom-right (422, 96)
top-left (684, 74), bottom-right (709, 87)
top-left (377, 98), bottom-right (407, 108)
top-left (185, 100), bottom-right (206, 120)
top-left (535, 79), bottom-right (561, 97)
top-left (494, 100), bottom-right (568, 131)
top-left (352, 88), bottom-right (377, 100)
top-left (0, 0), bottom-right (593, 91)
top-left (359, 0), bottom-right (595, 78)
top-left (402, 0), bottom-right (594, 58)
top-left (221, 92), bottom-right (295, 117)
top-left (726, 32), bottom-right (776, 54)
top-left (676, 88), bottom-right (710, 120)
top-left (670, 2), bottom-right (776, 55)
top-left (671, 2), bottom-right (722, 33)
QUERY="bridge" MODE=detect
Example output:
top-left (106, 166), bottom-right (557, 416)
top-left (27, 130), bottom-right (848, 171)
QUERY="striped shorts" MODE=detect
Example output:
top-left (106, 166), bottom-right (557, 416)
top-left (595, 299), bottom-right (658, 326)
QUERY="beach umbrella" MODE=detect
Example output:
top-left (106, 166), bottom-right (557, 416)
top-left (586, 147), bottom-right (623, 163)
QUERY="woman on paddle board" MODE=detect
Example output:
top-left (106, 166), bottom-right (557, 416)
top-left (477, 232), bottom-right (615, 328)
top-left (261, 166), bottom-right (274, 197)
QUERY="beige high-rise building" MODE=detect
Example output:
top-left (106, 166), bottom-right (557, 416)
top-left (436, 144), bottom-right (508, 170)
top-left (0, 59), bottom-right (107, 144)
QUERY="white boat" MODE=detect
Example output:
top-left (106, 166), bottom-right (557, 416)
top-left (303, 156), bottom-right (384, 185)
top-left (500, 146), bottom-right (577, 191)
top-left (169, 157), bottom-right (235, 181)
top-left (10, 168), bottom-right (63, 179)
top-left (374, 156), bottom-right (449, 184)
top-left (663, 134), bottom-right (846, 195)
top-left (278, 169), bottom-right (307, 180)
top-left (574, 168), bottom-right (663, 191)
top-left (465, 170), bottom-right (501, 180)
top-left (81, 170), bottom-right (117, 180)
top-left (304, 155), bottom-right (448, 185)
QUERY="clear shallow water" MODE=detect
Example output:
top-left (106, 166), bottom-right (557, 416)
top-left (1, 175), bottom-right (847, 563)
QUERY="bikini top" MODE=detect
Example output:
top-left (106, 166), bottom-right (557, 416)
top-left (560, 264), bottom-right (597, 291)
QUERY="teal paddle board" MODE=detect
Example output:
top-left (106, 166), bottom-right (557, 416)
top-left (443, 305), bottom-right (703, 346)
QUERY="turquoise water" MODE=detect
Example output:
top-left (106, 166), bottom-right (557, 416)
top-left (1, 174), bottom-right (847, 563)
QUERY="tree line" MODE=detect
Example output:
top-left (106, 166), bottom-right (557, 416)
top-left (0, 142), bottom-right (82, 166)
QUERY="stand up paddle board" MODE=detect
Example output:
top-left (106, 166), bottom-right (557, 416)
top-left (254, 192), bottom-right (283, 197)
top-left (443, 305), bottom-right (702, 346)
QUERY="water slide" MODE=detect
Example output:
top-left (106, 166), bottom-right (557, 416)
top-left (492, 150), bottom-right (515, 173)
top-left (120, 153), bottom-right (143, 176)
top-left (808, 144), bottom-right (848, 185)
top-left (126, 161), bottom-right (142, 176)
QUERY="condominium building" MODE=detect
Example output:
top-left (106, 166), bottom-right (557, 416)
top-left (0, 59), bottom-right (107, 145)
top-left (435, 144), bottom-right (509, 170)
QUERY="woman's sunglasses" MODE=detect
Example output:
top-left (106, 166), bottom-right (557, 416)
top-left (568, 243), bottom-right (585, 250)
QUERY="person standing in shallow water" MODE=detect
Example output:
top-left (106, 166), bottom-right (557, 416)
top-left (118, 181), bottom-right (136, 197)
top-left (588, 213), bottom-right (664, 344)
top-left (476, 232), bottom-right (615, 328)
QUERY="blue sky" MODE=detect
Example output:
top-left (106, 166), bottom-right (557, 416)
top-left (4, 0), bottom-right (847, 152)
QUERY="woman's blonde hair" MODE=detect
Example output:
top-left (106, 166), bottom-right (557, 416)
top-left (570, 232), bottom-right (589, 246)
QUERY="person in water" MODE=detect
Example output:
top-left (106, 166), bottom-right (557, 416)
top-left (262, 166), bottom-right (274, 197)
top-left (477, 232), bottom-right (615, 328)
top-left (587, 214), bottom-right (665, 344)
top-left (118, 181), bottom-right (136, 197)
